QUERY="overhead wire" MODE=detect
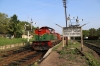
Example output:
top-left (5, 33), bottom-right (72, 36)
top-left (3, 0), bottom-right (57, 12)
top-left (18, 0), bottom-right (61, 16)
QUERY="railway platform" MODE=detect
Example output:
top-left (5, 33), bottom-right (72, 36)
top-left (38, 40), bottom-right (100, 66)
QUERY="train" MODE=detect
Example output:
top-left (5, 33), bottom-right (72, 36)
top-left (32, 26), bottom-right (62, 51)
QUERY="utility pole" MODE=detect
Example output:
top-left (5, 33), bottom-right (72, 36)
top-left (76, 16), bottom-right (83, 26)
top-left (25, 18), bottom-right (35, 42)
top-left (74, 16), bottom-right (84, 51)
top-left (67, 14), bottom-right (76, 27)
top-left (67, 14), bottom-right (76, 42)
top-left (30, 18), bottom-right (33, 31)
top-left (62, 0), bottom-right (68, 46)
top-left (80, 22), bottom-right (89, 51)
top-left (54, 23), bottom-right (64, 48)
top-left (25, 24), bottom-right (29, 42)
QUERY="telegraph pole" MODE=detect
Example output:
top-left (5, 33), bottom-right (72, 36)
top-left (62, 0), bottom-right (68, 46)
top-left (54, 23), bottom-right (65, 48)
top-left (25, 18), bottom-right (35, 42)
top-left (24, 24), bottom-right (29, 42)
top-left (80, 22), bottom-right (89, 51)
top-left (75, 16), bottom-right (84, 51)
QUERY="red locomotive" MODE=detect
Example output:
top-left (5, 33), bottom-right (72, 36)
top-left (32, 26), bottom-right (62, 51)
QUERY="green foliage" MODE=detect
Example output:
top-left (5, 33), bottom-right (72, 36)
top-left (83, 28), bottom-right (100, 39)
top-left (0, 25), bottom-right (8, 34)
top-left (0, 12), bottom-right (9, 34)
top-left (58, 41), bottom-right (100, 66)
top-left (83, 30), bottom-right (90, 37)
top-left (58, 50), bottom-right (66, 55)
top-left (70, 49), bottom-right (77, 54)
top-left (89, 28), bottom-right (97, 36)
top-left (58, 41), bottom-right (79, 56)
top-left (18, 21), bottom-right (35, 35)
top-left (0, 12), bottom-right (9, 25)
top-left (58, 47), bottom-right (77, 60)
top-left (58, 41), bottom-right (81, 60)
top-left (58, 48), bottom-right (76, 55)
top-left (8, 14), bottom-right (23, 38)
top-left (58, 49), bottom-right (68, 59)
top-left (85, 52), bottom-right (100, 66)
top-left (67, 40), bottom-right (81, 49)
top-left (97, 28), bottom-right (100, 37)
top-left (0, 12), bottom-right (37, 38)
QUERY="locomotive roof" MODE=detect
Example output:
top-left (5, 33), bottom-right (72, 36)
top-left (40, 26), bottom-right (55, 30)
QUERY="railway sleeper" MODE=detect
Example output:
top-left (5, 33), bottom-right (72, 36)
top-left (84, 43), bottom-right (100, 55)
top-left (18, 60), bottom-right (27, 62)
top-left (10, 53), bottom-right (41, 66)
top-left (8, 58), bottom-right (30, 65)
top-left (14, 53), bottom-right (38, 63)
top-left (21, 58), bottom-right (30, 60)
top-left (75, 48), bottom-right (85, 56)
top-left (12, 61), bottom-right (20, 63)
top-left (8, 62), bottom-right (20, 66)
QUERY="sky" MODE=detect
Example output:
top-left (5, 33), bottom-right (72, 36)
top-left (0, 0), bottom-right (100, 34)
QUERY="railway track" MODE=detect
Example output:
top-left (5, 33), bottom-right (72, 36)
top-left (0, 45), bottom-right (32, 57)
top-left (75, 48), bottom-right (92, 65)
top-left (77, 40), bottom-right (100, 56)
top-left (0, 44), bottom-right (46, 66)
top-left (0, 41), bottom-right (61, 66)
top-left (83, 42), bottom-right (100, 55)
top-left (8, 51), bottom-right (45, 66)
top-left (0, 50), bottom-right (33, 65)
top-left (0, 49), bottom-right (46, 66)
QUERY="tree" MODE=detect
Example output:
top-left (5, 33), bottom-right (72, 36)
top-left (89, 28), bottom-right (97, 36)
top-left (0, 12), bottom-right (37, 38)
top-left (0, 12), bottom-right (9, 25)
top-left (97, 27), bottom-right (100, 37)
top-left (20, 21), bottom-right (32, 35)
top-left (83, 30), bottom-right (89, 37)
top-left (0, 12), bottom-right (10, 34)
top-left (8, 14), bottom-right (23, 38)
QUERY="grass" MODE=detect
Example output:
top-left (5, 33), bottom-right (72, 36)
top-left (73, 40), bottom-right (100, 66)
top-left (57, 43), bottom-right (88, 66)
top-left (57, 40), bottom-right (100, 66)
top-left (84, 40), bottom-right (100, 44)
top-left (58, 40), bottom-right (81, 59)
top-left (0, 37), bottom-right (34, 46)
top-left (64, 40), bottom-right (81, 49)
top-left (82, 40), bottom-right (100, 66)
top-left (84, 51), bottom-right (100, 66)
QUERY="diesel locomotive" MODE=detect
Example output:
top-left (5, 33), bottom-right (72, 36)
top-left (32, 26), bottom-right (62, 51)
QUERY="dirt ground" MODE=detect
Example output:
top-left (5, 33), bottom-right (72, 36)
top-left (38, 41), bottom-right (100, 66)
